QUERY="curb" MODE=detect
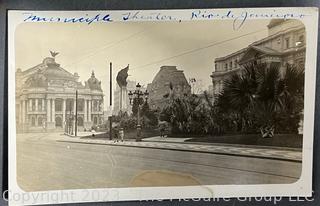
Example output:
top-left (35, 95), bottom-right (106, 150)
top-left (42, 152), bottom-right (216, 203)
top-left (141, 140), bottom-right (302, 152)
top-left (56, 139), bottom-right (302, 163)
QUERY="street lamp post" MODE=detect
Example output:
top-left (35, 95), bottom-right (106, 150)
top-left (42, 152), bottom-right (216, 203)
top-left (75, 90), bottom-right (78, 137)
top-left (68, 101), bottom-right (75, 136)
top-left (70, 111), bottom-right (74, 135)
top-left (128, 83), bottom-right (149, 142)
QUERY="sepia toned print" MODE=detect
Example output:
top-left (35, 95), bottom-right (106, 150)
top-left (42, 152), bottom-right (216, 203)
top-left (13, 16), bottom-right (309, 195)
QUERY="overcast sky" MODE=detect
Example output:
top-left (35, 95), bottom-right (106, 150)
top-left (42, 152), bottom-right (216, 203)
top-left (15, 19), bottom-right (270, 107)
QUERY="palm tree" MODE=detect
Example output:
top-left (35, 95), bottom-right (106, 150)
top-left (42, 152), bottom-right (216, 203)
top-left (217, 63), bottom-right (304, 137)
top-left (217, 63), bottom-right (259, 132)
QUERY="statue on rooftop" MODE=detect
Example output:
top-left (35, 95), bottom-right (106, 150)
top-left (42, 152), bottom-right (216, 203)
top-left (50, 50), bottom-right (59, 58)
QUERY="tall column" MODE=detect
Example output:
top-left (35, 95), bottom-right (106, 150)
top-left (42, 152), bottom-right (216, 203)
top-left (29, 99), bottom-right (32, 112)
top-left (84, 99), bottom-right (87, 122)
top-left (123, 87), bottom-right (127, 111)
top-left (19, 101), bottom-right (22, 124)
top-left (22, 100), bottom-right (26, 123)
top-left (35, 99), bottom-right (38, 111)
top-left (62, 99), bottom-right (66, 128)
top-left (120, 87), bottom-right (123, 111)
top-left (47, 99), bottom-right (51, 122)
top-left (42, 99), bottom-right (45, 111)
top-left (88, 100), bottom-right (91, 122)
top-left (52, 99), bottom-right (55, 123)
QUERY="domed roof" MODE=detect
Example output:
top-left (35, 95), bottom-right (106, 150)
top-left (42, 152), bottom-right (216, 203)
top-left (43, 57), bottom-right (56, 65)
top-left (21, 53), bottom-right (84, 89)
top-left (267, 19), bottom-right (286, 28)
top-left (151, 66), bottom-right (189, 86)
top-left (25, 69), bottom-right (48, 88)
top-left (41, 60), bottom-right (76, 81)
top-left (147, 66), bottom-right (191, 105)
top-left (85, 71), bottom-right (102, 91)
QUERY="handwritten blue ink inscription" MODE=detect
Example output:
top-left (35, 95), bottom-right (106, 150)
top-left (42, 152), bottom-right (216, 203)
top-left (122, 11), bottom-right (176, 21)
top-left (23, 13), bottom-right (112, 25)
top-left (191, 10), bottom-right (306, 30)
top-left (21, 10), bottom-right (306, 29)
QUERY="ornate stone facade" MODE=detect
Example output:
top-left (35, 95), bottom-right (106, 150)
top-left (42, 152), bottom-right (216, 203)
top-left (211, 19), bottom-right (306, 96)
top-left (147, 66), bottom-right (191, 110)
top-left (16, 55), bottom-right (104, 133)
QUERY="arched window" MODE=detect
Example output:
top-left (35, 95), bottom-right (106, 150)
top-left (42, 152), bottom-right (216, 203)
top-left (55, 116), bottom-right (62, 127)
top-left (31, 116), bottom-right (36, 126)
top-left (77, 117), bottom-right (84, 126)
top-left (38, 116), bottom-right (43, 126)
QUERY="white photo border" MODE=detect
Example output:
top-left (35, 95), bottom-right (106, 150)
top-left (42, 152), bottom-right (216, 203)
top-left (7, 7), bottom-right (319, 206)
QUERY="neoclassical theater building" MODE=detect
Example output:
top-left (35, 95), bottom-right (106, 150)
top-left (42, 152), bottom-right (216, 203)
top-left (16, 54), bottom-right (104, 132)
top-left (211, 19), bottom-right (306, 96)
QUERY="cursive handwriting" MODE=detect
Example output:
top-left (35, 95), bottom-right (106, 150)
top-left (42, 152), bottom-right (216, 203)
top-left (23, 13), bottom-right (112, 25)
top-left (21, 10), bottom-right (307, 28)
top-left (191, 10), bottom-right (306, 30)
top-left (122, 11), bottom-right (176, 21)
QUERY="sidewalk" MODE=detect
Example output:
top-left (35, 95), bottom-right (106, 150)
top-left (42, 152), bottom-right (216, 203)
top-left (143, 136), bottom-right (302, 152)
top-left (57, 135), bottom-right (302, 162)
top-left (64, 131), bottom-right (105, 137)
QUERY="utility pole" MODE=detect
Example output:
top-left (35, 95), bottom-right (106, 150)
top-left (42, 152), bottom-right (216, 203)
top-left (109, 62), bottom-right (113, 140)
top-left (69, 101), bottom-right (72, 135)
top-left (75, 90), bottom-right (78, 137)
top-left (65, 102), bottom-right (68, 134)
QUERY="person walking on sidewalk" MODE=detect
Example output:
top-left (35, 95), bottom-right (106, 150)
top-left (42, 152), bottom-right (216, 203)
top-left (119, 127), bottom-right (124, 142)
top-left (42, 120), bottom-right (46, 132)
top-left (159, 122), bottom-right (166, 138)
top-left (113, 126), bottom-right (120, 143)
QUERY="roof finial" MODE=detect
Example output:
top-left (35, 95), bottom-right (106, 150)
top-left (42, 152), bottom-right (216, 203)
top-left (91, 70), bottom-right (95, 77)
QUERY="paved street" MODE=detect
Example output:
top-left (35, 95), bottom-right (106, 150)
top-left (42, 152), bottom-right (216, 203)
top-left (59, 135), bottom-right (302, 162)
top-left (17, 133), bottom-right (302, 192)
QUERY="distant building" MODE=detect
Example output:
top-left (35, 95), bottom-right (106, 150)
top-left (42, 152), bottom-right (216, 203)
top-left (16, 55), bottom-right (104, 132)
top-left (211, 19), bottom-right (306, 96)
top-left (147, 66), bottom-right (191, 110)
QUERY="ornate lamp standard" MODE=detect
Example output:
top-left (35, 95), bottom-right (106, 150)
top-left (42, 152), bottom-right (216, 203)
top-left (67, 101), bottom-right (75, 135)
top-left (128, 83), bottom-right (149, 142)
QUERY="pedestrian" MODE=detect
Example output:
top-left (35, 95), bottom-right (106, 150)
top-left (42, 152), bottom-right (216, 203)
top-left (42, 120), bottom-right (46, 132)
top-left (119, 127), bottom-right (124, 142)
top-left (159, 122), bottom-right (166, 138)
top-left (113, 126), bottom-right (119, 142)
top-left (91, 126), bottom-right (96, 137)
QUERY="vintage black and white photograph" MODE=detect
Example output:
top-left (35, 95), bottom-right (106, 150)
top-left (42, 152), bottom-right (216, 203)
top-left (8, 8), bottom-right (318, 205)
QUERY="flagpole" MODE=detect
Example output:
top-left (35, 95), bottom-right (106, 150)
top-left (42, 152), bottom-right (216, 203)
top-left (109, 62), bottom-right (113, 140)
top-left (75, 90), bottom-right (78, 137)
